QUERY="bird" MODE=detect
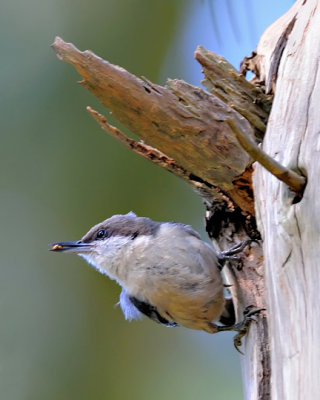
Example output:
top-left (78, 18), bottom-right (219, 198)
top-left (50, 212), bottom-right (261, 351)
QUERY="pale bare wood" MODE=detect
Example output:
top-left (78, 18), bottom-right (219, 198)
top-left (241, 0), bottom-right (305, 94)
top-left (253, 1), bottom-right (320, 398)
top-left (226, 118), bottom-right (306, 194)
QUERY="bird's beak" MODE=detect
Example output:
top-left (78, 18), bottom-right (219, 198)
top-left (49, 241), bottom-right (91, 253)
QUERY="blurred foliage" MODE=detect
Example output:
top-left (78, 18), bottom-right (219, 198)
top-left (0, 0), bottom-right (292, 399)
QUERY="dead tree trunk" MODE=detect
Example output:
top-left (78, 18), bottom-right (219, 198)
top-left (252, 0), bottom-right (320, 398)
top-left (51, 1), bottom-right (317, 398)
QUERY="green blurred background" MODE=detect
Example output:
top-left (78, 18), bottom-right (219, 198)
top-left (1, 1), bottom-right (292, 399)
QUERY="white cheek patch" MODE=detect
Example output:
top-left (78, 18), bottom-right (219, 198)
top-left (78, 253), bottom-right (109, 276)
top-left (77, 235), bottom-right (143, 291)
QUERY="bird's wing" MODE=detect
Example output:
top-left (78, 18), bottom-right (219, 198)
top-left (128, 295), bottom-right (178, 327)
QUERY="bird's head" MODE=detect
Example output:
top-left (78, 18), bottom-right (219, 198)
top-left (50, 212), bottom-right (161, 278)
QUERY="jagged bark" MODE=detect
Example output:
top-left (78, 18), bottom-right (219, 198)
top-left (52, 37), bottom-right (270, 215)
top-left (52, 35), bottom-right (272, 398)
top-left (195, 46), bottom-right (271, 139)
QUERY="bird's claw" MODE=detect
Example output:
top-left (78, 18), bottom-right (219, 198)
top-left (219, 239), bottom-right (260, 270)
top-left (233, 306), bottom-right (265, 354)
top-left (217, 306), bottom-right (265, 354)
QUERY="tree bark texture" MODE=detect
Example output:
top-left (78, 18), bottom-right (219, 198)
top-left (52, 36), bottom-right (269, 399)
top-left (52, 37), bottom-right (271, 215)
top-left (50, 1), bottom-right (317, 395)
top-left (253, 1), bottom-right (320, 398)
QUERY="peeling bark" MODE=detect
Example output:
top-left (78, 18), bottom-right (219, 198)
top-left (195, 46), bottom-right (271, 138)
top-left (52, 37), bottom-right (266, 215)
top-left (86, 106), bottom-right (222, 201)
top-left (52, 35), bottom-right (272, 398)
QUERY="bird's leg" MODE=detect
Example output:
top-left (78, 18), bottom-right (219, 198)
top-left (216, 306), bottom-right (265, 354)
top-left (218, 239), bottom-right (259, 270)
top-left (221, 239), bottom-right (257, 257)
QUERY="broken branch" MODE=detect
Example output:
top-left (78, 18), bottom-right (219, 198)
top-left (87, 106), bottom-right (223, 201)
top-left (227, 119), bottom-right (306, 194)
top-left (51, 36), bottom-right (265, 214)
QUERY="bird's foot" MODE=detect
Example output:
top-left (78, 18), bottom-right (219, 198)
top-left (217, 306), bottom-right (265, 354)
top-left (219, 239), bottom-right (260, 270)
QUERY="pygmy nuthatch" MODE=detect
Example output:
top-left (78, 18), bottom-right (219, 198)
top-left (51, 212), bottom-right (259, 351)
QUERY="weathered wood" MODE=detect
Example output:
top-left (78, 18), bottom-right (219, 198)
top-left (205, 207), bottom-right (268, 400)
top-left (241, 0), bottom-right (304, 94)
top-left (52, 37), bottom-right (261, 215)
top-left (86, 106), bottom-right (220, 201)
top-left (52, 36), bottom-right (269, 400)
top-left (253, 0), bottom-right (320, 398)
top-left (195, 46), bottom-right (271, 138)
top-left (227, 119), bottom-right (306, 194)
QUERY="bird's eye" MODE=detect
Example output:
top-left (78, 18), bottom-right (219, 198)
top-left (96, 229), bottom-right (107, 239)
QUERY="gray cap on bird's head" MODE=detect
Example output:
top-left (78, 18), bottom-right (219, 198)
top-left (50, 212), bottom-right (161, 253)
